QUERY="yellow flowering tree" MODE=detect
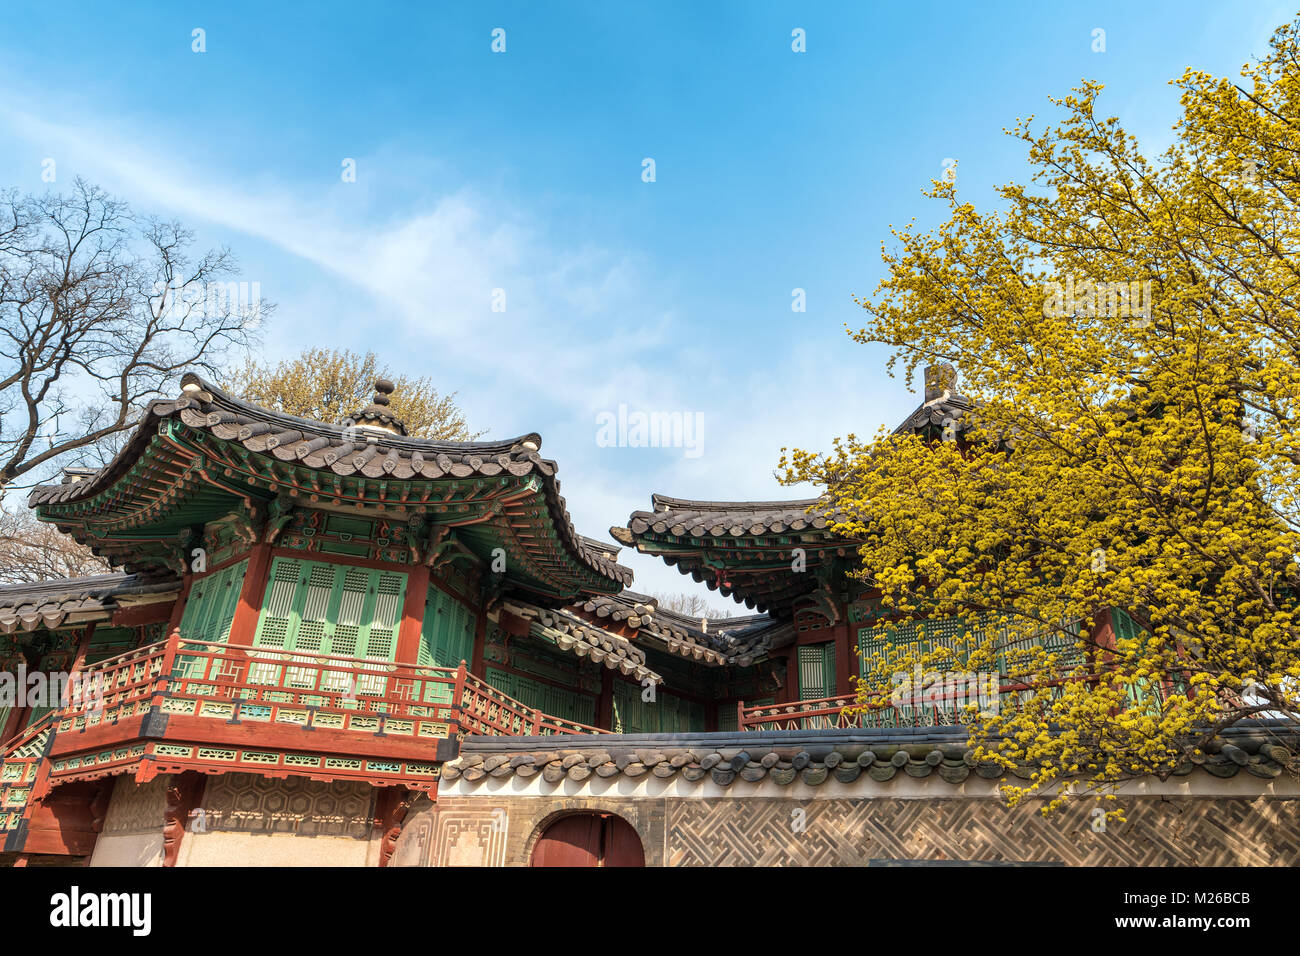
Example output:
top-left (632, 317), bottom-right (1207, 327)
top-left (781, 17), bottom-right (1300, 812)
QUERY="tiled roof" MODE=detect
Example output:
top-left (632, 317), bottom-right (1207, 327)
top-left (619, 494), bottom-right (834, 540)
top-left (613, 365), bottom-right (981, 613)
top-left (613, 495), bottom-right (843, 614)
top-left (573, 591), bottom-right (790, 667)
top-left (29, 373), bottom-right (631, 589)
top-left (0, 573), bottom-right (179, 634)
top-left (891, 392), bottom-right (975, 436)
top-left (442, 723), bottom-right (1300, 787)
top-left (500, 598), bottom-right (662, 685)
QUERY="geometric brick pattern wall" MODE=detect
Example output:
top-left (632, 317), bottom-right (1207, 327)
top-left (391, 797), bottom-right (510, 867)
top-left (666, 796), bottom-right (1300, 866)
top-left (401, 793), bottom-right (1300, 866)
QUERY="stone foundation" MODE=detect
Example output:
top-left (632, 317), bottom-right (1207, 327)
top-left (89, 772), bottom-right (387, 867)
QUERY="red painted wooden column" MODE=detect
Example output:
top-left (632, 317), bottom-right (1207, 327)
top-left (63, 623), bottom-right (96, 707)
top-left (226, 543), bottom-right (273, 646)
top-left (166, 573), bottom-right (195, 634)
top-left (836, 617), bottom-right (855, 697)
top-left (395, 564), bottom-right (430, 664)
top-left (777, 646), bottom-right (796, 704)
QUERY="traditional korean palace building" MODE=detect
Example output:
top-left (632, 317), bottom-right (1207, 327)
top-left (0, 368), bottom-right (1296, 867)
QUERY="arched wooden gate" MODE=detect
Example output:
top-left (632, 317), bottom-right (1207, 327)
top-left (529, 812), bottom-right (644, 867)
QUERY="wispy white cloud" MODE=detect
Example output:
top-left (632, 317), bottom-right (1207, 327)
top-left (0, 93), bottom-right (901, 612)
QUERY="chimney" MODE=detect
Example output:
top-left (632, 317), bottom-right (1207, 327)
top-left (923, 363), bottom-right (957, 403)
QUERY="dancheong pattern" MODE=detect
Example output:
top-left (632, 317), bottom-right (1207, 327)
top-left (665, 797), bottom-right (1300, 866)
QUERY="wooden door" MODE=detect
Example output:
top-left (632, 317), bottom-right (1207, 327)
top-left (530, 813), bottom-right (644, 867)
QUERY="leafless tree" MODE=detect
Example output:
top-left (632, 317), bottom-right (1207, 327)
top-left (0, 506), bottom-right (111, 583)
top-left (650, 591), bottom-right (736, 620)
top-left (0, 178), bottom-right (268, 490)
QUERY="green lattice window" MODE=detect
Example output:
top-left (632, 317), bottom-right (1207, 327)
top-left (486, 667), bottom-right (596, 726)
top-left (250, 557), bottom-right (407, 691)
top-left (1110, 608), bottom-right (1176, 711)
top-left (418, 586), bottom-right (475, 669)
top-left (415, 585), bottom-right (476, 705)
top-left (178, 559), bottom-right (249, 645)
top-left (797, 642), bottom-right (836, 700)
top-left (175, 560), bottom-right (249, 680)
top-left (611, 680), bottom-right (705, 734)
top-left (858, 613), bottom-right (1095, 719)
top-left (858, 617), bottom-right (971, 675)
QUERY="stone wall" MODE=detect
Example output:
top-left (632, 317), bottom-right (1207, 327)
top-left (89, 775), bottom-right (167, 867)
top-left (398, 772), bottom-right (1300, 867)
top-left (391, 793), bottom-right (668, 866)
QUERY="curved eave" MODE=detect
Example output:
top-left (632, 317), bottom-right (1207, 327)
top-left (30, 375), bottom-right (631, 594)
top-left (571, 591), bottom-right (791, 666)
top-left (501, 598), bottom-right (661, 684)
top-left (0, 572), bottom-right (180, 634)
top-left (615, 495), bottom-right (849, 613)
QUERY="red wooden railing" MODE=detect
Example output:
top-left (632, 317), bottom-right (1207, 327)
top-left (0, 629), bottom-right (611, 825)
top-left (458, 671), bottom-right (609, 736)
top-left (159, 638), bottom-right (464, 730)
top-left (53, 628), bottom-right (605, 742)
top-left (0, 710), bottom-right (61, 834)
top-left (738, 695), bottom-right (867, 731)
top-left (59, 640), bottom-right (170, 734)
top-left (737, 675), bottom-right (1112, 731)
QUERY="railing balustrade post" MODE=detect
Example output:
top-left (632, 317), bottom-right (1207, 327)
top-left (154, 627), bottom-right (182, 703)
top-left (454, 660), bottom-right (467, 702)
top-left (452, 660), bottom-right (468, 729)
top-left (736, 700), bottom-right (746, 731)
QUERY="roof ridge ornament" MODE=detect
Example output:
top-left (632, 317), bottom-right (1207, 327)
top-left (179, 372), bottom-right (213, 403)
top-left (349, 378), bottom-right (408, 437)
top-left (923, 362), bottom-right (958, 404)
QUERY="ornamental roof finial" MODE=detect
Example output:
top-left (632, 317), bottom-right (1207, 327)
top-left (349, 378), bottom-right (408, 437)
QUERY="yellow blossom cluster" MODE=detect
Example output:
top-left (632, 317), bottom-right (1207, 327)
top-left (781, 17), bottom-right (1300, 816)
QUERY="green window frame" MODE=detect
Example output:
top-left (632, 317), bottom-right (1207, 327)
top-left (1111, 608), bottom-right (1173, 710)
top-left (485, 667), bottom-right (597, 727)
top-left (858, 612), bottom-right (1096, 720)
top-left (175, 559), bottom-right (249, 681)
top-left (611, 680), bottom-right (705, 734)
top-left (797, 642), bottom-right (836, 700)
top-left (859, 618), bottom-right (968, 677)
top-left (418, 585), bottom-right (475, 670)
top-left (178, 559), bottom-right (249, 646)
top-left (416, 585), bottom-right (476, 705)
top-left (250, 557), bottom-right (407, 692)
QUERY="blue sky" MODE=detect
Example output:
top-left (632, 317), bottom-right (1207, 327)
top-left (0, 1), bottom-right (1292, 607)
